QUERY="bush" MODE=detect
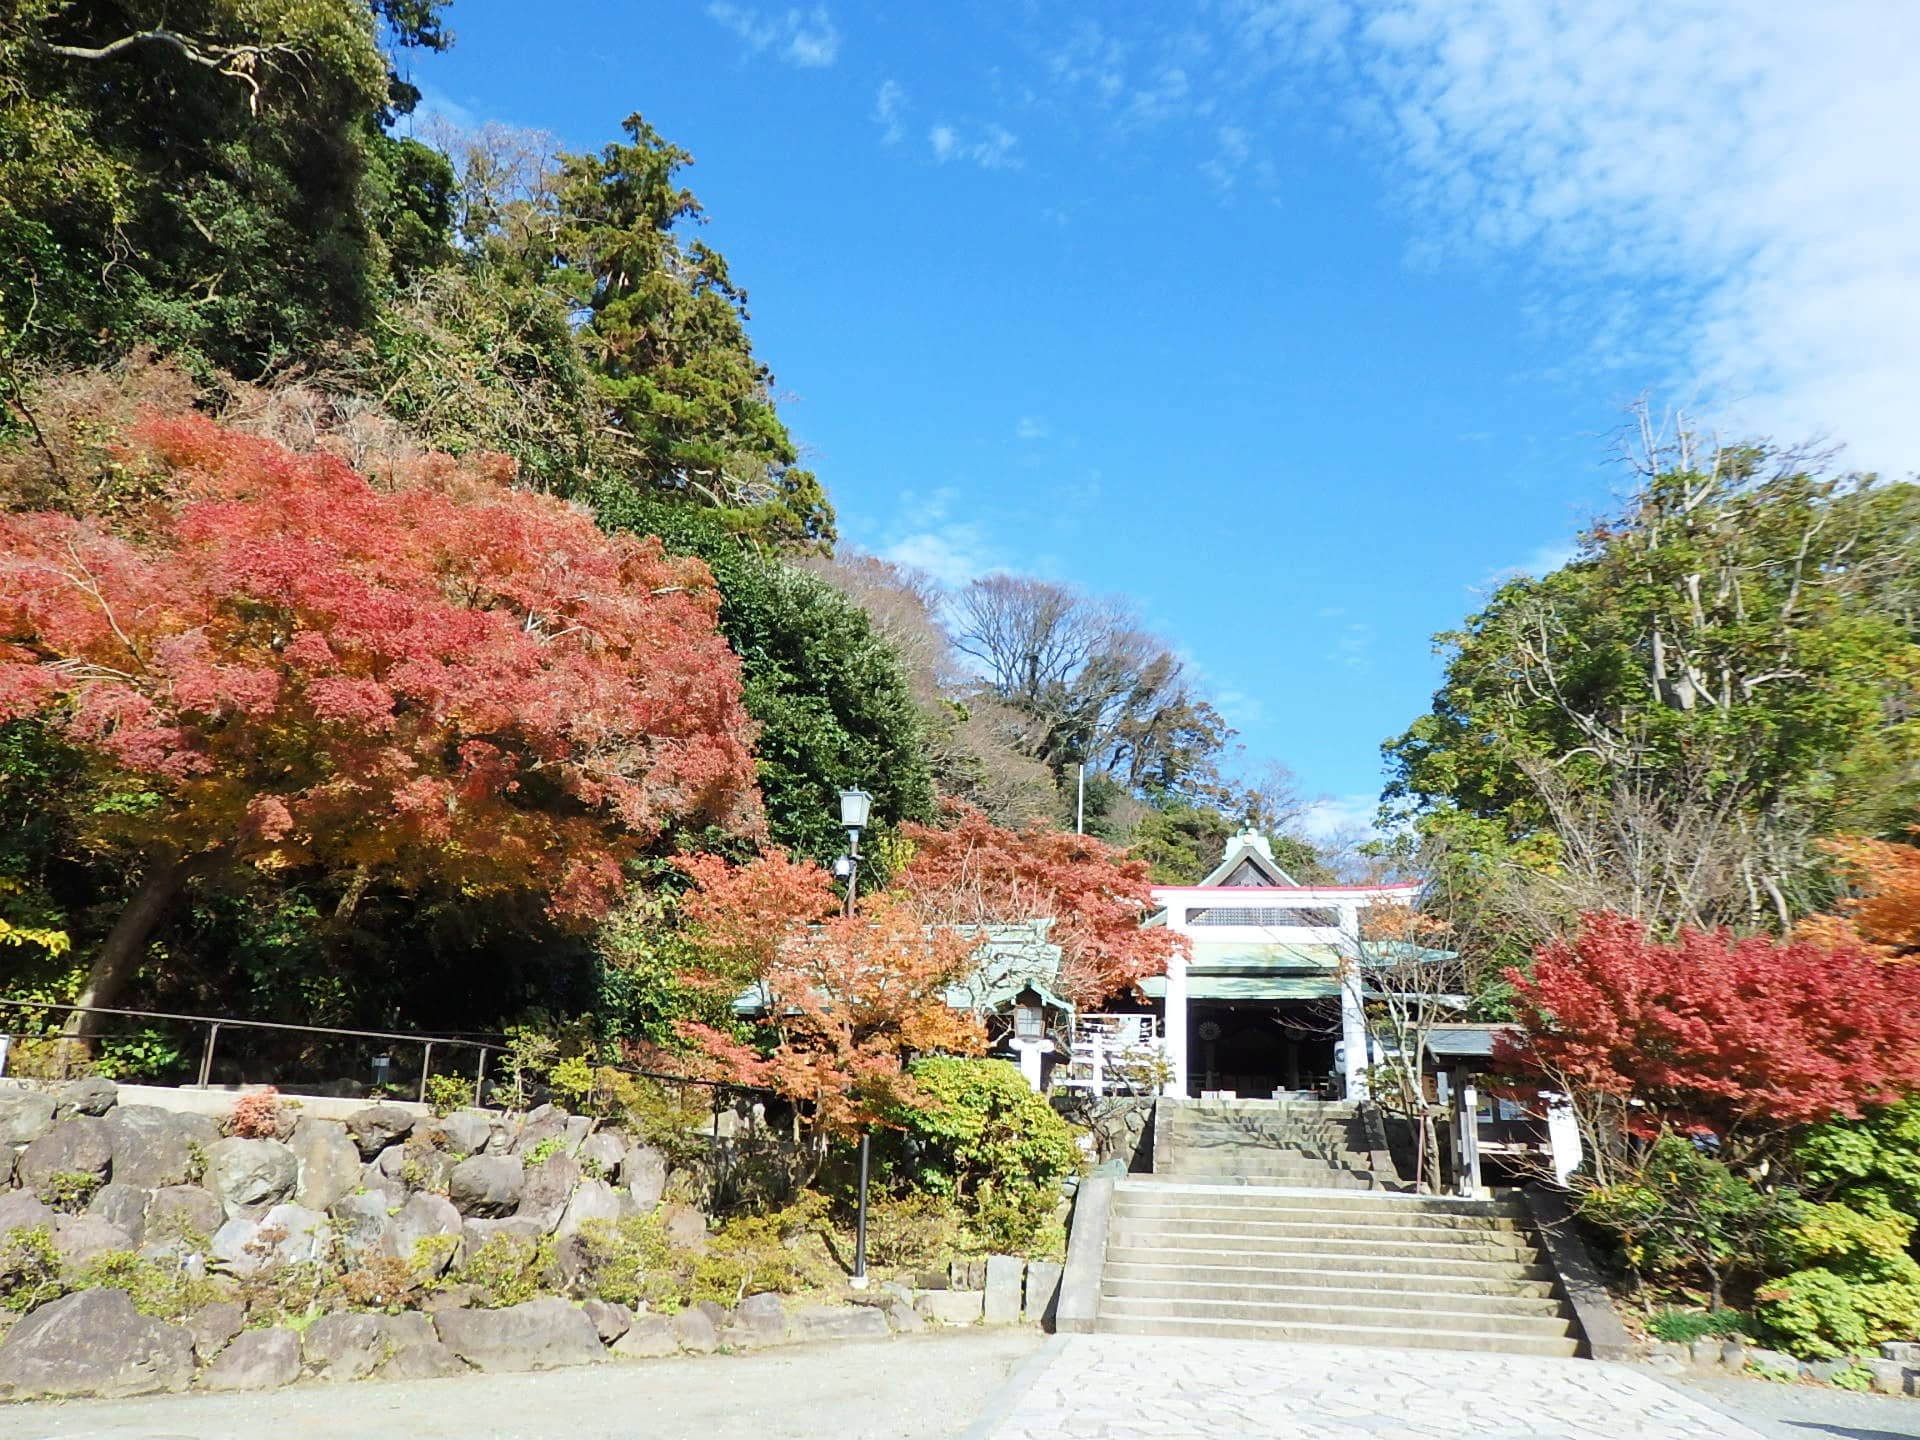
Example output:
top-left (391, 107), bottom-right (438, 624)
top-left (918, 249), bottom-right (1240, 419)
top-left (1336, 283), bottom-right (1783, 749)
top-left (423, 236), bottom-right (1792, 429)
top-left (1647, 1307), bottom-right (1753, 1343)
top-left (862, 1193), bottom-right (963, 1271)
top-left (884, 1057), bottom-right (1080, 1254)
top-left (1796, 1100), bottom-right (1920, 1215)
top-left (228, 1087), bottom-right (282, 1139)
top-left (457, 1234), bottom-right (555, 1309)
top-left (0, 1227), bottom-right (63, 1312)
top-left (72, 1249), bottom-right (220, 1322)
top-left (571, 1215), bottom-right (684, 1311)
top-left (691, 1201), bottom-right (835, 1307)
top-left (1755, 1199), bottom-right (1920, 1358)
top-left (423, 1074), bottom-right (472, 1118)
top-left (39, 1169), bottom-right (102, 1212)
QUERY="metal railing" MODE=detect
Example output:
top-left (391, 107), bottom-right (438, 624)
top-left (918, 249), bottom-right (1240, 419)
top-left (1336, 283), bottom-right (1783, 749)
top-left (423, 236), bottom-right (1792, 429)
top-left (0, 998), bottom-right (498, 1105)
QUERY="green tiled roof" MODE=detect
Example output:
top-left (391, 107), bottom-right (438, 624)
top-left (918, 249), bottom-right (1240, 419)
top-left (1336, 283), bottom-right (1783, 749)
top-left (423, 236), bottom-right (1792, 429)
top-left (1187, 941), bottom-right (1341, 971)
top-left (1139, 973), bottom-right (1343, 1001)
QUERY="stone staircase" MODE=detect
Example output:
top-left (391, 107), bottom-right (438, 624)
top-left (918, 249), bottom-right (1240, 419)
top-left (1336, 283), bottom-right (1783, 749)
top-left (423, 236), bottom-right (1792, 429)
top-left (1091, 1099), bottom-right (1582, 1357)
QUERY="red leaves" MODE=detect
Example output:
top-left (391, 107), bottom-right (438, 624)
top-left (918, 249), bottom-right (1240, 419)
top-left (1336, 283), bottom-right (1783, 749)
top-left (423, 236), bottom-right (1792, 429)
top-left (1501, 911), bottom-right (1920, 1136)
top-left (0, 411), bottom-right (761, 918)
top-left (895, 804), bottom-right (1186, 1005)
top-left (674, 852), bottom-right (986, 1139)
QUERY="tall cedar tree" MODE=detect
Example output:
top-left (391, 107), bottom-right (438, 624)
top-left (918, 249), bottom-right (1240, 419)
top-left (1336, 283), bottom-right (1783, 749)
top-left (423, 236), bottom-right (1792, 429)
top-left (895, 804), bottom-right (1185, 1004)
top-left (1498, 912), bottom-right (1920, 1143)
top-left (0, 413), bottom-right (761, 1033)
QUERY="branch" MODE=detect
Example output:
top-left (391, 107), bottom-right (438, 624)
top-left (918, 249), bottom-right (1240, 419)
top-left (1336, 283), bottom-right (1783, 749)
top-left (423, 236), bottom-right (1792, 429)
top-left (43, 29), bottom-right (303, 114)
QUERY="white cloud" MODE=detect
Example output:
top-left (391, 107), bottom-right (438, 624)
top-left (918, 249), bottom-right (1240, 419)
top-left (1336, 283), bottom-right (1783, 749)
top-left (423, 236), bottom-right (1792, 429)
top-left (928, 121), bottom-right (1021, 170)
top-left (874, 79), bottom-right (908, 144)
top-left (1290, 0), bottom-right (1920, 470)
top-left (1300, 793), bottom-right (1380, 843)
top-left (705, 3), bottom-right (840, 68)
top-left (872, 487), bottom-right (1003, 587)
top-left (1014, 416), bottom-right (1050, 441)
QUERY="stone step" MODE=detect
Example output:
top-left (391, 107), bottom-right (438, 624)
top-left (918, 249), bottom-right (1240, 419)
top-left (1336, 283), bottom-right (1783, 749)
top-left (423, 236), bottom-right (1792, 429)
top-left (1095, 1292), bottom-right (1576, 1341)
top-left (1093, 1311), bottom-right (1583, 1358)
top-left (1109, 1229), bottom-right (1540, 1264)
top-left (1115, 1181), bottom-right (1523, 1219)
top-left (1103, 1257), bottom-right (1561, 1297)
top-left (1111, 1210), bottom-right (1536, 1246)
top-left (1172, 1101), bottom-right (1359, 1116)
top-left (1112, 1201), bottom-right (1533, 1236)
top-left (1155, 1158), bottom-right (1388, 1180)
top-left (1100, 1274), bottom-right (1572, 1319)
top-left (1104, 1243), bottom-right (1555, 1284)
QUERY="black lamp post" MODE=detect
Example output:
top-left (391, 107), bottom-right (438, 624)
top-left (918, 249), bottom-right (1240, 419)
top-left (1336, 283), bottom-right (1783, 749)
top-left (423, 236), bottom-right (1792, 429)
top-left (836, 786), bottom-right (875, 1288)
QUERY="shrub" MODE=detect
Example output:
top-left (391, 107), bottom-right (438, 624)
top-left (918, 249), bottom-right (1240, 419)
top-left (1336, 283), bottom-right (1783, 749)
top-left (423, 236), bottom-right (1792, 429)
top-left (72, 1249), bottom-right (220, 1322)
top-left (690, 1201), bottom-right (835, 1307)
top-left (1647, 1307), bottom-right (1753, 1343)
top-left (228, 1087), bottom-right (282, 1139)
top-left (863, 1193), bottom-right (963, 1271)
top-left (458, 1234), bottom-right (555, 1309)
top-left (1796, 1100), bottom-right (1920, 1215)
top-left (423, 1074), bottom-right (472, 1118)
top-left (0, 1227), bottom-right (63, 1312)
top-left (1756, 1198), bottom-right (1920, 1357)
top-left (337, 1254), bottom-right (422, 1313)
top-left (39, 1169), bottom-right (102, 1212)
top-left (571, 1215), bottom-right (684, 1311)
top-left (884, 1057), bottom-right (1080, 1254)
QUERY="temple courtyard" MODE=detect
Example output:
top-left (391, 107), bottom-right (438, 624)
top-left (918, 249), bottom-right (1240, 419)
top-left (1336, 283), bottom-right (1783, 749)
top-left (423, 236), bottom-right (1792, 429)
top-left (3, 1331), bottom-right (1917, 1440)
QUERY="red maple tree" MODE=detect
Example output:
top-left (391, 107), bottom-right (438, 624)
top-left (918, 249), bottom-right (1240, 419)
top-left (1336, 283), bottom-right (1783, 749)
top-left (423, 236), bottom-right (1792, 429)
top-left (0, 413), bottom-right (762, 1030)
top-left (673, 850), bottom-right (984, 1152)
top-left (1499, 911), bottom-right (1920, 1141)
top-left (894, 804), bottom-right (1185, 1004)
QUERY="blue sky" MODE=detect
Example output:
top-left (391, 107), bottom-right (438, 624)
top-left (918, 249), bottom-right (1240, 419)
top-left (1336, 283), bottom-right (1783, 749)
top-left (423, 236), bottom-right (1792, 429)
top-left (406, 1), bottom-right (1919, 839)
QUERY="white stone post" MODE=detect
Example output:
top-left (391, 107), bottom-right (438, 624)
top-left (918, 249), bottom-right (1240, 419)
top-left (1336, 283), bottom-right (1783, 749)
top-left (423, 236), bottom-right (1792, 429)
top-left (1337, 903), bottom-right (1368, 1101)
top-left (1454, 1075), bottom-right (1484, 1198)
top-left (1545, 1092), bottom-right (1583, 1184)
top-left (1162, 952), bottom-right (1188, 1099)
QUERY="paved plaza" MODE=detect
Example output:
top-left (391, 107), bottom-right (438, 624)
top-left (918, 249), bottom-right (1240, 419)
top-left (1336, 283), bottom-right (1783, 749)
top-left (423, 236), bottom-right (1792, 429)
top-left (970, 1335), bottom-right (1770, 1440)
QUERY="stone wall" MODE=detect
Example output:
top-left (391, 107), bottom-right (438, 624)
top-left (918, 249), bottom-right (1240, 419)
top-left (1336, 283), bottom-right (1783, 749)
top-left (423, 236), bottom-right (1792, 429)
top-left (0, 1077), bottom-right (1047, 1403)
top-left (1054, 1096), bottom-right (1154, 1171)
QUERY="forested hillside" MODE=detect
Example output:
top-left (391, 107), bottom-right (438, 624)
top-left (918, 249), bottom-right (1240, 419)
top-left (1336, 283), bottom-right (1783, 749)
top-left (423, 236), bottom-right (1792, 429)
top-left (0, 0), bottom-right (1312, 1058)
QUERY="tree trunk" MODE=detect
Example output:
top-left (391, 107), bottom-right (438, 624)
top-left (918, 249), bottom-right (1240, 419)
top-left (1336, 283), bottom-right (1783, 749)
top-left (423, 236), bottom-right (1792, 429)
top-left (61, 855), bottom-right (191, 1040)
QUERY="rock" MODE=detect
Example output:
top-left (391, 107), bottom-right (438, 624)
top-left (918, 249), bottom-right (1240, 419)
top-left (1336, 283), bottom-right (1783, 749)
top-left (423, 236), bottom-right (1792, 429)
top-left (1863, 1358), bottom-right (1909, 1395)
top-left (581, 1298), bottom-right (633, 1344)
top-left (422, 1282), bottom-right (477, 1313)
top-left (1804, 1357), bottom-right (1856, 1384)
top-left (105, 1105), bottom-right (214, 1191)
top-left (147, 1185), bottom-right (222, 1242)
top-left (0, 1089), bottom-right (56, 1147)
top-left (1882, 1341), bottom-right (1920, 1364)
top-left (1645, 1351), bottom-right (1685, 1376)
top-left (983, 1255), bottom-right (1024, 1325)
top-left (0, 1288), bottom-right (193, 1399)
top-left (661, 1202), bottom-right (709, 1253)
top-left (884, 1299), bottom-right (925, 1334)
top-left (289, 1117), bottom-right (362, 1212)
top-left (347, 1105), bottom-right (417, 1158)
top-left (449, 1154), bottom-right (525, 1217)
top-left (373, 1143), bottom-right (409, 1181)
top-left (390, 1192), bottom-right (462, 1274)
top-left (205, 1137), bottom-right (297, 1216)
top-left (210, 1203), bottom-right (325, 1275)
top-left (458, 1215), bottom-right (548, 1266)
top-left (791, 1305), bottom-right (889, 1342)
top-left (201, 1328), bottom-right (301, 1391)
top-left (1720, 1340), bottom-right (1749, 1370)
top-left (187, 1300), bottom-right (246, 1363)
top-left (1747, 1346), bottom-right (1806, 1379)
top-left (671, 1307), bottom-right (718, 1354)
top-left (1689, 1337), bottom-right (1724, 1367)
top-left (516, 1151), bottom-right (581, 1233)
top-left (51, 1213), bottom-right (136, 1265)
top-left (621, 1145), bottom-right (668, 1213)
top-left (382, 1341), bottom-right (468, 1379)
top-left (53, 1075), bottom-right (118, 1119)
top-left (612, 1314), bottom-right (677, 1358)
top-left (329, 1190), bottom-right (394, 1260)
top-left (1023, 1260), bottom-right (1062, 1324)
top-left (916, 1290), bottom-right (984, 1326)
top-left (913, 1270), bottom-right (949, 1291)
top-left (0, 1189), bottom-right (55, 1234)
top-left (510, 1105), bottom-right (568, 1157)
top-left (556, 1178), bottom-right (628, 1240)
top-left (951, 1257), bottom-right (986, 1290)
top-left (721, 1292), bottom-right (790, 1349)
top-left (88, 1182), bottom-right (152, 1244)
top-left (433, 1297), bottom-right (606, 1372)
top-left (577, 1131), bottom-right (625, 1176)
top-left (16, 1115), bottom-right (112, 1198)
top-left (440, 1109), bottom-right (494, 1157)
top-left (301, 1311), bottom-right (386, 1381)
top-left (379, 1312), bottom-right (438, 1349)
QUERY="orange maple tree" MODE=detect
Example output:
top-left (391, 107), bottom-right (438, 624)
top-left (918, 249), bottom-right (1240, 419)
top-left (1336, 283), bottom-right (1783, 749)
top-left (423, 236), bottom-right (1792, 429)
top-left (0, 413), bottom-right (762, 1030)
top-left (894, 804), bottom-right (1185, 1004)
top-left (674, 851), bottom-right (985, 1150)
top-left (1794, 836), bottom-right (1920, 959)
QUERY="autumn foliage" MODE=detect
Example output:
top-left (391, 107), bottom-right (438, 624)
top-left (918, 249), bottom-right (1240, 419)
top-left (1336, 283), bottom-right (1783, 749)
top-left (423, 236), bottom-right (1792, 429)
top-left (1796, 836), bottom-right (1920, 960)
top-left (1500, 912), bottom-right (1920, 1139)
top-left (674, 851), bottom-right (985, 1143)
top-left (895, 804), bottom-right (1184, 1004)
top-left (0, 413), bottom-right (762, 1015)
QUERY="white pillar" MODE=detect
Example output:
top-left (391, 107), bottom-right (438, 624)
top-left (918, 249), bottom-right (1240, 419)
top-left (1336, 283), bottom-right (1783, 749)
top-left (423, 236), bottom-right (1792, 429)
top-left (1337, 904), bottom-right (1368, 1101)
top-left (1546, 1092), bottom-right (1583, 1184)
top-left (1162, 953), bottom-right (1188, 1098)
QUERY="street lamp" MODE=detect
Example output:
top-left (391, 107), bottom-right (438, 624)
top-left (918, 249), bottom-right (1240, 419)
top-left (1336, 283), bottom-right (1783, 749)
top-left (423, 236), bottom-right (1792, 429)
top-left (837, 786), bottom-right (876, 1289)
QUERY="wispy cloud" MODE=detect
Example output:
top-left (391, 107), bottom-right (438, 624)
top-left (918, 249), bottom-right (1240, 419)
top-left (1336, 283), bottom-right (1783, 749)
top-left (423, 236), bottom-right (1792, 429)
top-left (929, 122), bottom-right (1021, 170)
top-left (1300, 793), bottom-right (1380, 844)
top-left (705, 3), bottom-right (840, 68)
top-left (873, 487), bottom-right (1002, 588)
top-left (873, 79), bottom-right (907, 144)
top-left (1327, 620), bottom-right (1374, 673)
top-left (1014, 416), bottom-right (1050, 441)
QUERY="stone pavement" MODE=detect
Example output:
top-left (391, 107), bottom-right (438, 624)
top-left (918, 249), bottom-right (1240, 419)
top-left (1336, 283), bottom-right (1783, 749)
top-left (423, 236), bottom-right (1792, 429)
top-left (968, 1335), bottom-right (1769, 1440)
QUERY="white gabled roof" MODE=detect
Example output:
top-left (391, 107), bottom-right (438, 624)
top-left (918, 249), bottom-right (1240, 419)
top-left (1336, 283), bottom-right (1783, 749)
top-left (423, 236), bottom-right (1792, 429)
top-left (1195, 828), bottom-right (1299, 888)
